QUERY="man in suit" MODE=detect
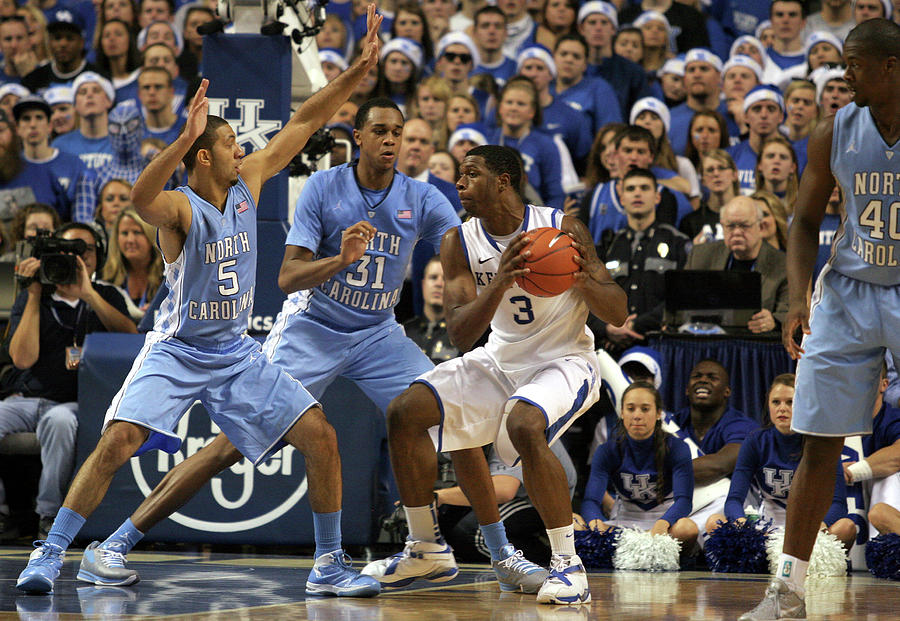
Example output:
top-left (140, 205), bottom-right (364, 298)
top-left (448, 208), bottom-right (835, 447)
top-left (685, 195), bottom-right (788, 333)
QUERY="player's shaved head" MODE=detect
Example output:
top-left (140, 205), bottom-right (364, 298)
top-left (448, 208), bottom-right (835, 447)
top-left (355, 97), bottom-right (403, 130)
top-left (845, 18), bottom-right (900, 59)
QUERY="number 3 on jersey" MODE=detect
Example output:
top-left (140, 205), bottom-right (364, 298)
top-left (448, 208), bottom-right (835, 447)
top-left (510, 295), bottom-right (534, 324)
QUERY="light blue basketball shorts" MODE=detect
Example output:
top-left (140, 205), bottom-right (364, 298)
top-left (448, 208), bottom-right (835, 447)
top-left (105, 332), bottom-right (318, 465)
top-left (793, 268), bottom-right (900, 437)
top-left (262, 310), bottom-right (434, 413)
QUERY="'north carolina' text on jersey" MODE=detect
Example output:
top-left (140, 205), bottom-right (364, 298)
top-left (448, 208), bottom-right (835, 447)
top-left (154, 177), bottom-right (257, 346)
top-left (829, 103), bottom-right (900, 285)
top-left (458, 204), bottom-right (594, 371)
top-left (287, 164), bottom-right (459, 329)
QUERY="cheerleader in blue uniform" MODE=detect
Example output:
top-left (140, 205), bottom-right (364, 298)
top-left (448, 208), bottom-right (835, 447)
top-left (706, 374), bottom-right (857, 551)
top-left (575, 381), bottom-right (697, 547)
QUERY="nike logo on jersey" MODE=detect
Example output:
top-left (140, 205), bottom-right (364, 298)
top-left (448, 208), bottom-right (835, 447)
top-left (846, 141), bottom-right (858, 154)
top-left (479, 257), bottom-right (492, 264)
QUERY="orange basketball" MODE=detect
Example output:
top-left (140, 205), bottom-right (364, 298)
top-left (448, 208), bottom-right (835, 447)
top-left (515, 227), bottom-right (580, 297)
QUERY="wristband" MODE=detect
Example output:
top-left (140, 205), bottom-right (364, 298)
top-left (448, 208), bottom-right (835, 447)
top-left (847, 459), bottom-right (873, 483)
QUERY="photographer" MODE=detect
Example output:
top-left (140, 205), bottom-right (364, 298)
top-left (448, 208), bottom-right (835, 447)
top-left (0, 223), bottom-right (135, 540)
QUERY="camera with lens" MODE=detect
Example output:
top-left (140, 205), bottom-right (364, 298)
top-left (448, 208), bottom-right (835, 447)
top-left (15, 229), bottom-right (86, 287)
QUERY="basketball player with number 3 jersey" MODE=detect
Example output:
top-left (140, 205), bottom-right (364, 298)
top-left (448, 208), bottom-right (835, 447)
top-left (363, 145), bottom-right (627, 605)
top-left (741, 19), bottom-right (900, 621)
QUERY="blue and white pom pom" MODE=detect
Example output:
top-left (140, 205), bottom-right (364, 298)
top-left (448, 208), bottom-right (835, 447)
top-left (865, 533), bottom-right (900, 580)
top-left (704, 517), bottom-right (774, 573)
top-left (767, 529), bottom-right (848, 577)
top-left (613, 528), bottom-right (681, 572)
top-left (574, 527), bottom-right (620, 569)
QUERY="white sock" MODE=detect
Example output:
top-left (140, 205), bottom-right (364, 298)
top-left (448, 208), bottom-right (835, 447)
top-left (776, 554), bottom-right (808, 596)
top-left (547, 523), bottom-right (576, 557)
top-left (404, 502), bottom-right (440, 543)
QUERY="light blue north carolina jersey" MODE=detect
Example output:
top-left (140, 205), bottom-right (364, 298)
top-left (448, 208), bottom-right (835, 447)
top-left (829, 103), bottom-right (900, 286)
top-left (154, 177), bottom-right (257, 346)
top-left (287, 164), bottom-right (460, 329)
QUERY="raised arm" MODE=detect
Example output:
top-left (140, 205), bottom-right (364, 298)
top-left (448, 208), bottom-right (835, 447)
top-left (240, 5), bottom-right (382, 195)
top-left (441, 226), bottom-right (531, 353)
top-left (782, 115), bottom-right (836, 360)
top-left (131, 79), bottom-right (209, 258)
top-left (561, 215), bottom-right (628, 327)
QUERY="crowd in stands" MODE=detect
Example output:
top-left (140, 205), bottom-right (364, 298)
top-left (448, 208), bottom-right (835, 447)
top-left (0, 0), bottom-right (898, 571)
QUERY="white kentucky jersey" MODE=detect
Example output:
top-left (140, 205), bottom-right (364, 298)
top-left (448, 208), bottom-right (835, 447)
top-left (154, 176), bottom-right (257, 346)
top-left (458, 204), bottom-right (595, 371)
top-left (829, 103), bottom-right (900, 286)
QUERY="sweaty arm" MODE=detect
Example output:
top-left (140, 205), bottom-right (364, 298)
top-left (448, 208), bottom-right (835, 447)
top-left (561, 215), bottom-right (628, 327)
top-left (693, 442), bottom-right (742, 487)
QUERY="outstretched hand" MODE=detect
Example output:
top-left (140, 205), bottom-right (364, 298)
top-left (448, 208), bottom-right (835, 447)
top-left (184, 78), bottom-right (210, 143)
top-left (359, 4), bottom-right (383, 71)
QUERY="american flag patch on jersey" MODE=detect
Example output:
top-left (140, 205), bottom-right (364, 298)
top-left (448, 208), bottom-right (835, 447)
top-left (236, 200), bottom-right (249, 213)
top-left (397, 209), bottom-right (411, 219)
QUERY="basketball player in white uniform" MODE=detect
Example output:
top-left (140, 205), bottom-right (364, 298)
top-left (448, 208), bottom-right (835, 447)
top-left (363, 145), bottom-right (628, 604)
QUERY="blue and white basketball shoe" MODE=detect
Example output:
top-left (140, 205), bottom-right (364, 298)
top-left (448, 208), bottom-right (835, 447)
top-left (17, 541), bottom-right (65, 593)
top-left (536, 554), bottom-right (591, 605)
top-left (361, 538), bottom-right (458, 587)
top-left (305, 551), bottom-right (381, 597)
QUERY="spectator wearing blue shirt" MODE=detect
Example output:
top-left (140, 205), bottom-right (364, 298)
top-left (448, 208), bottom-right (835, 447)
top-left (434, 31), bottom-right (480, 97)
top-left (706, 374), bottom-right (857, 551)
top-left (664, 359), bottom-right (758, 534)
top-left (721, 55), bottom-right (764, 142)
top-left (516, 44), bottom-right (591, 173)
top-left (782, 79), bottom-right (818, 176)
top-left (137, 66), bottom-right (184, 146)
top-left (472, 6), bottom-right (517, 88)
top-left (551, 33), bottom-right (622, 137)
top-left (668, 48), bottom-right (727, 157)
top-left (576, 381), bottom-right (697, 551)
top-left (767, 0), bottom-right (809, 72)
top-left (52, 71), bottom-right (115, 173)
top-left (8, 95), bottom-right (95, 222)
top-left (577, 2), bottom-right (649, 116)
top-left (728, 85), bottom-right (785, 194)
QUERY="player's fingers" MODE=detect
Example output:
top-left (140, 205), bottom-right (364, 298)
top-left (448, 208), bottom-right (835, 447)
top-left (192, 79), bottom-right (209, 106)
